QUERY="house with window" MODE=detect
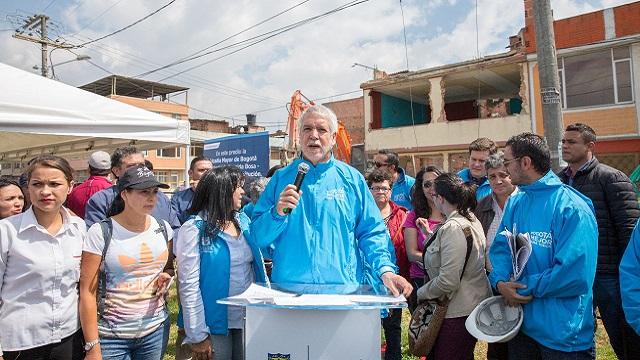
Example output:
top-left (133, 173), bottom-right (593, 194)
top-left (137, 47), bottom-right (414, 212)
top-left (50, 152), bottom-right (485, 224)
top-left (80, 75), bottom-right (190, 190)
top-left (361, 34), bottom-right (532, 175)
top-left (525, 0), bottom-right (640, 174)
top-left (361, 0), bottom-right (640, 176)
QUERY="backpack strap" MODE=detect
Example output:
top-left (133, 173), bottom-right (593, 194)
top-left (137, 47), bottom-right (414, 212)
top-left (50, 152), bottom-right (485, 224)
top-left (152, 216), bottom-right (175, 277)
top-left (97, 218), bottom-right (113, 319)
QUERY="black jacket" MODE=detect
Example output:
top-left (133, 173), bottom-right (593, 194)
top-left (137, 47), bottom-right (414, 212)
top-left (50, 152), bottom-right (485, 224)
top-left (559, 158), bottom-right (640, 274)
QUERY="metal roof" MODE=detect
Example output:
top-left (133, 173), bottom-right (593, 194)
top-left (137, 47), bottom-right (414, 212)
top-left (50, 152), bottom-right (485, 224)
top-left (80, 75), bottom-right (188, 98)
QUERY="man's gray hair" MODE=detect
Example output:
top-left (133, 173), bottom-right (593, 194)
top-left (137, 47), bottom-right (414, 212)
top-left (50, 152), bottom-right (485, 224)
top-left (298, 104), bottom-right (338, 135)
top-left (485, 151), bottom-right (505, 171)
top-left (249, 177), bottom-right (269, 203)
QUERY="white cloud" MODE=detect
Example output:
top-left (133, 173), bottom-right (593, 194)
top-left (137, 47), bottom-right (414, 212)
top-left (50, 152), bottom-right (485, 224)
top-left (0, 0), bottom-right (631, 130)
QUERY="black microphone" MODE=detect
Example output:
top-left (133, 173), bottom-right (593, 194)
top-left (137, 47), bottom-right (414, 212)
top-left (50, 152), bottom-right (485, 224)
top-left (283, 162), bottom-right (310, 214)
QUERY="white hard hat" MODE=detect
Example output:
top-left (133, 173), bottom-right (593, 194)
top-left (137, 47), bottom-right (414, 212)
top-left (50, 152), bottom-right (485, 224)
top-left (465, 296), bottom-right (523, 343)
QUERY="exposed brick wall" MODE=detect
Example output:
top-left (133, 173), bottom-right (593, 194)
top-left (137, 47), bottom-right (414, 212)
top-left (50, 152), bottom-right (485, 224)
top-left (614, 2), bottom-right (640, 37)
top-left (324, 97), bottom-right (365, 144)
top-left (523, 0), bottom-right (640, 54)
top-left (524, 0), bottom-right (606, 54)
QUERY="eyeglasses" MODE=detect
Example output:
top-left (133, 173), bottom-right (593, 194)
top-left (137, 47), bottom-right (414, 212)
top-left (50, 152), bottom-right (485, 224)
top-left (503, 157), bottom-right (521, 166)
top-left (374, 162), bottom-right (389, 168)
top-left (422, 180), bottom-right (433, 189)
top-left (370, 186), bottom-right (391, 192)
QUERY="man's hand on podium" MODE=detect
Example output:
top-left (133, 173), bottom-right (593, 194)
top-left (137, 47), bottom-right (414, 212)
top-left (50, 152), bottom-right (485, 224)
top-left (381, 272), bottom-right (413, 298)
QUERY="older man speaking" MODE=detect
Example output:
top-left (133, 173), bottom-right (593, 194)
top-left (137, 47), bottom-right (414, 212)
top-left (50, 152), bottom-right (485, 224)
top-left (251, 105), bottom-right (411, 297)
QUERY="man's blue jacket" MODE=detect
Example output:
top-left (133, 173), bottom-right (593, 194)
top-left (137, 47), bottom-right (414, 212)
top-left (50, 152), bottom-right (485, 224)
top-left (458, 168), bottom-right (491, 200)
top-left (489, 170), bottom-right (598, 352)
top-left (391, 168), bottom-right (415, 211)
top-left (251, 156), bottom-right (396, 285)
top-left (621, 219), bottom-right (640, 335)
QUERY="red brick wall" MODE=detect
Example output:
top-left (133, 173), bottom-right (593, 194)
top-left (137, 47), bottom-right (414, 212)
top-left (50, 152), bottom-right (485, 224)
top-left (324, 97), bottom-right (365, 144)
top-left (524, 0), bottom-right (605, 54)
top-left (523, 0), bottom-right (640, 54)
top-left (614, 2), bottom-right (640, 37)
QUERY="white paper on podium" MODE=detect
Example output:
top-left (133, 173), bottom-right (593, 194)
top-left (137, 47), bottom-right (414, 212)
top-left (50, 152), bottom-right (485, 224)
top-left (224, 283), bottom-right (296, 302)
top-left (349, 294), bottom-right (406, 304)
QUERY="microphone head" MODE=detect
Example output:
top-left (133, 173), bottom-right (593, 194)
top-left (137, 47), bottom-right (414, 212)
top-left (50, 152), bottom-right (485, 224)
top-left (298, 162), bottom-right (310, 174)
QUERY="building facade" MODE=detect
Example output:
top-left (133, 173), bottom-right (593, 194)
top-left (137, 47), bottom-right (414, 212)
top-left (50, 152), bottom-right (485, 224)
top-left (525, 0), bottom-right (640, 175)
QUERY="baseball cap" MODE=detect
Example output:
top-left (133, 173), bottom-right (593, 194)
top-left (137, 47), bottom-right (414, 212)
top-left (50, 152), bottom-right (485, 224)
top-left (117, 166), bottom-right (169, 192)
top-left (465, 296), bottom-right (523, 343)
top-left (88, 151), bottom-right (111, 170)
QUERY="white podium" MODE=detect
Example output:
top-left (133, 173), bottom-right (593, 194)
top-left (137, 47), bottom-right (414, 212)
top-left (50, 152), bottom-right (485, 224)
top-left (218, 283), bottom-right (406, 360)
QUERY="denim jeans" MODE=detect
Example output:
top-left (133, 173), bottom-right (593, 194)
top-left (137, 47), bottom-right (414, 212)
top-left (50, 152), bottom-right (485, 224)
top-left (381, 308), bottom-right (402, 360)
top-left (100, 317), bottom-right (170, 360)
top-left (508, 332), bottom-right (592, 360)
top-left (593, 273), bottom-right (640, 360)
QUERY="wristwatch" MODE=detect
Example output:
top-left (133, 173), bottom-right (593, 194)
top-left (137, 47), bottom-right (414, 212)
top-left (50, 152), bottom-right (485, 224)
top-left (84, 339), bottom-right (100, 351)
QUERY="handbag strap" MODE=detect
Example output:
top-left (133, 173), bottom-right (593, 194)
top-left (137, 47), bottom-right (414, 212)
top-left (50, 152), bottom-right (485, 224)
top-left (422, 222), bottom-right (473, 281)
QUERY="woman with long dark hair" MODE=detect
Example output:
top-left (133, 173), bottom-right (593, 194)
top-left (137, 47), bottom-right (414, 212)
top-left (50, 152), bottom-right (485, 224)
top-left (176, 166), bottom-right (267, 360)
top-left (80, 166), bottom-right (174, 360)
top-left (0, 177), bottom-right (25, 219)
top-left (403, 166), bottom-right (444, 312)
top-left (417, 173), bottom-right (491, 360)
top-left (0, 155), bottom-right (86, 360)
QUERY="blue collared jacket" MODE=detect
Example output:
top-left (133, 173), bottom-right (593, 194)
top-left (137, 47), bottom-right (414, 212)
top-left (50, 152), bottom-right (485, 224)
top-left (176, 212), bottom-right (267, 338)
top-left (391, 168), bottom-right (415, 211)
top-left (171, 187), bottom-right (195, 225)
top-left (621, 219), bottom-right (640, 335)
top-left (489, 170), bottom-right (598, 352)
top-left (458, 168), bottom-right (491, 200)
top-left (251, 156), bottom-right (396, 285)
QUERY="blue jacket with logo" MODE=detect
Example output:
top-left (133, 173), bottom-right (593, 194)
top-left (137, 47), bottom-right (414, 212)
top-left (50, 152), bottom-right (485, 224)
top-left (457, 168), bottom-right (491, 200)
top-left (620, 219), bottom-right (640, 335)
top-left (251, 156), bottom-right (396, 285)
top-left (391, 168), bottom-right (415, 211)
top-left (489, 170), bottom-right (598, 352)
top-left (176, 212), bottom-right (267, 335)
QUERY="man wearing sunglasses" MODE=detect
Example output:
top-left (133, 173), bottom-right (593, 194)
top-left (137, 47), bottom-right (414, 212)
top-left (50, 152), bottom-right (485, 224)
top-left (457, 137), bottom-right (497, 200)
top-left (372, 150), bottom-right (415, 210)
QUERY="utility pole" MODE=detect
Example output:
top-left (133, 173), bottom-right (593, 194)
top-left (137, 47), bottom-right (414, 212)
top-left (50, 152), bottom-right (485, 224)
top-left (532, 0), bottom-right (564, 170)
top-left (13, 15), bottom-right (73, 77)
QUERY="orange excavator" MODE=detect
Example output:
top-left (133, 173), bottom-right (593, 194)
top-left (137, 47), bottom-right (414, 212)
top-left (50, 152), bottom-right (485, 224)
top-left (284, 90), bottom-right (352, 165)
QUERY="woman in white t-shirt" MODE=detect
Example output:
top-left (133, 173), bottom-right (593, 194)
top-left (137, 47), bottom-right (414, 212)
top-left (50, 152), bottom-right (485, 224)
top-left (0, 155), bottom-right (86, 360)
top-left (79, 166), bottom-right (174, 360)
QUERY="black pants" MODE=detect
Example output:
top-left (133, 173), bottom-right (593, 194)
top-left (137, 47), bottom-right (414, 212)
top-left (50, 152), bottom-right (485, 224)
top-left (382, 308), bottom-right (402, 360)
top-left (408, 277), bottom-right (425, 313)
top-left (4, 329), bottom-right (84, 360)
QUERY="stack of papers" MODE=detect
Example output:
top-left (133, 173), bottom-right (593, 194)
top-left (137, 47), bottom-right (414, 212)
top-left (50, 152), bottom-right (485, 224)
top-left (500, 224), bottom-right (532, 281)
top-left (223, 284), bottom-right (405, 307)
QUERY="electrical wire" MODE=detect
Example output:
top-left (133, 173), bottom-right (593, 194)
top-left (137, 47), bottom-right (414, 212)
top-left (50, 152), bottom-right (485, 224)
top-left (75, 0), bottom-right (177, 47)
top-left (140, 0), bottom-right (369, 80)
top-left (65, 33), bottom-right (284, 106)
top-left (70, 0), bottom-right (126, 37)
top-left (42, 0), bottom-right (57, 12)
top-left (168, 0), bottom-right (311, 66)
top-left (399, 0), bottom-right (419, 155)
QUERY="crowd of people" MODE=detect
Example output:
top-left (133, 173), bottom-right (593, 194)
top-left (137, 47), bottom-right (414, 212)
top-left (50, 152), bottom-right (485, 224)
top-left (0, 103), bottom-right (640, 360)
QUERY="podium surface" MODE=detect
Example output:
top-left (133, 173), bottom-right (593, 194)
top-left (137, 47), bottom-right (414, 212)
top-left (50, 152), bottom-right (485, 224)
top-left (219, 283), bottom-right (406, 360)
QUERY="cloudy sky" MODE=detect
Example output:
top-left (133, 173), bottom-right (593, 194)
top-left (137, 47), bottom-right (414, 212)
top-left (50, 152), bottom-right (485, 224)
top-left (0, 0), bottom-right (635, 131)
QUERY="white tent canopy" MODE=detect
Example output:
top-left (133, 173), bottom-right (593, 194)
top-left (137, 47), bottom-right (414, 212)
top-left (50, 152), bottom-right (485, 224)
top-left (0, 62), bottom-right (190, 164)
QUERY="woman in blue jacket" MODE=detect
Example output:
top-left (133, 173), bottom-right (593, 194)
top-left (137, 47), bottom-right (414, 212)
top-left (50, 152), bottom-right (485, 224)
top-left (175, 166), bottom-right (267, 360)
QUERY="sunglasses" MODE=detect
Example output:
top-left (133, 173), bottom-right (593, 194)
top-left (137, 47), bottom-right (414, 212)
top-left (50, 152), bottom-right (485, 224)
top-left (374, 162), bottom-right (389, 168)
top-left (422, 180), bottom-right (433, 189)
